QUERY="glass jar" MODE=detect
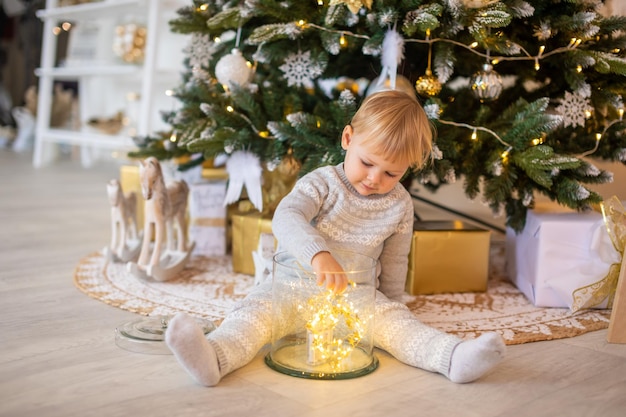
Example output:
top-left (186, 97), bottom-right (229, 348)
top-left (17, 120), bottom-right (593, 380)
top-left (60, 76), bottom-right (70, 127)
top-left (265, 250), bottom-right (378, 379)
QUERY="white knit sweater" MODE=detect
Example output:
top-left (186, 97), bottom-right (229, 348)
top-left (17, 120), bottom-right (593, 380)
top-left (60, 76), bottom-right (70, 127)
top-left (272, 163), bottom-right (414, 300)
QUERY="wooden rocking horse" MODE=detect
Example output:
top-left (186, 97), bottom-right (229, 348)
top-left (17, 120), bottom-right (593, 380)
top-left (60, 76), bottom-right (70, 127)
top-left (104, 179), bottom-right (141, 262)
top-left (127, 157), bottom-right (194, 281)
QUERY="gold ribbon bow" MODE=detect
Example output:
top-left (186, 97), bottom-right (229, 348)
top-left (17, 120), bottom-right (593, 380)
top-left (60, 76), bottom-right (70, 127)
top-left (571, 196), bottom-right (626, 312)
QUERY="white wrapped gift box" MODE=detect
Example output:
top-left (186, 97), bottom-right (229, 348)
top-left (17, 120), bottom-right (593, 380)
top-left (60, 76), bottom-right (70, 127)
top-left (506, 205), bottom-right (620, 309)
top-left (188, 180), bottom-right (228, 257)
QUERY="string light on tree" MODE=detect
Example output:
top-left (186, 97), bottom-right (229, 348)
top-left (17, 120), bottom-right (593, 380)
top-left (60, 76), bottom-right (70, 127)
top-left (164, 132), bottom-right (177, 151)
top-left (131, 1), bottom-right (626, 234)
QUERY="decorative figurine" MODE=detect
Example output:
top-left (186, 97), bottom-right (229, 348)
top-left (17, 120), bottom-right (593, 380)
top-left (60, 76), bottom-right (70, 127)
top-left (104, 179), bottom-right (141, 262)
top-left (127, 157), bottom-right (194, 281)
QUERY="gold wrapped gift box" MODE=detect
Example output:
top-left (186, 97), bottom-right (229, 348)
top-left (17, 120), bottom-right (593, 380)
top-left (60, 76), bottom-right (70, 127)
top-left (406, 221), bottom-right (491, 295)
top-left (231, 211), bottom-right (275, 275)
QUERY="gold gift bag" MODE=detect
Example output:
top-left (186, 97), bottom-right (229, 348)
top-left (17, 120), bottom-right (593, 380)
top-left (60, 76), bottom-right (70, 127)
top-left (406, 221), bottom-right (491, 295)
top-left (231, 212), bottom-right (275, 275)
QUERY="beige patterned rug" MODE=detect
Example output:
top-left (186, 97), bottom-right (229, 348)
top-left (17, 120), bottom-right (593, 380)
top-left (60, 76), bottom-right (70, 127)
top-left (74, 243), bottom-right (611, 345)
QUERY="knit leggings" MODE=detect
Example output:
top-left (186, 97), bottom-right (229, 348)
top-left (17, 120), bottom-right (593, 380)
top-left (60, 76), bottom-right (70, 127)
top-left (207, 282), bottom-right (461, 378)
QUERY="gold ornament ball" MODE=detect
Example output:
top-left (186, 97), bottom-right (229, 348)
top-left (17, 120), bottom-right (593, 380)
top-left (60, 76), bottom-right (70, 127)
top-left (415, 70), bottom-right (442, 97)
top-left (470, 63), bottom-right (503, 102)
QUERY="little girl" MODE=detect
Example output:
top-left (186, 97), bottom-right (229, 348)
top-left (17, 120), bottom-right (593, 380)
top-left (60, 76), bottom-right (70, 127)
top-left (165, 90), bottom-right (505, 386)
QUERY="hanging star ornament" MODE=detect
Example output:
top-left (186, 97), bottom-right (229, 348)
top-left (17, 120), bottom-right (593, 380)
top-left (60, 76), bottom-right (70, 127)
top-left (329, 0), bottom-right (372, 14)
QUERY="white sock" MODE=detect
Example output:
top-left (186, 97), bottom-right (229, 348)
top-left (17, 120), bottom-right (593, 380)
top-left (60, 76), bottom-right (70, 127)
top-left (448, 332), bottom-right (505, 383)
top-left (164, 312), bottom-right (221, 386)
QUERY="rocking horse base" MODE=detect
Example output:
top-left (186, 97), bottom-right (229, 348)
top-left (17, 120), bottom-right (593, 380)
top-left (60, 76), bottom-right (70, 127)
top-left (115, 315), bottom-right (216, 355)
top-left (103, 235), bottom-right (143, 263)
top-left (127, 242), bottom-right (196, 282)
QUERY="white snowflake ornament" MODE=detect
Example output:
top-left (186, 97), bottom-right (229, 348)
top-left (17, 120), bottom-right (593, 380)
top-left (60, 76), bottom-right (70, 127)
top-left (186, 33), bottom-right (216, 69)
top-left (555, 91), bottom-right (591, 128)
top-left (279, 50), bottom-right (325, 89)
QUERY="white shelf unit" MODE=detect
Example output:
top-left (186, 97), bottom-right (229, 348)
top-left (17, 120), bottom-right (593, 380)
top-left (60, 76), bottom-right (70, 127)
top-left (34, 0), bottom-right (188, 167)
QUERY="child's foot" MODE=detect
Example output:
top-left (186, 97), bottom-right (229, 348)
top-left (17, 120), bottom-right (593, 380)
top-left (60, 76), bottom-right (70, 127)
top-left (449, 332), bottom-right (505, 383)
top-left (165, 312), bottom-right (221, 386)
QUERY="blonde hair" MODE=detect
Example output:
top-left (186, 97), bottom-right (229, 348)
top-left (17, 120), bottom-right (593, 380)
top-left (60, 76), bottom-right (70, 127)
top-left (350, 89), bottom-right (433, 169)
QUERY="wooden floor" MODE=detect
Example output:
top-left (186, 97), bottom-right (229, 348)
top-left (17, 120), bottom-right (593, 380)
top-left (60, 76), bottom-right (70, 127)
top-left (1, 149), bottom-right (626, 417)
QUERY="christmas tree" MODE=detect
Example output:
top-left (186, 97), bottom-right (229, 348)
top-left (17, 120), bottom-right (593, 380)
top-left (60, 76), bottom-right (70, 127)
top-left (130, 0), bottom-right (626, 231)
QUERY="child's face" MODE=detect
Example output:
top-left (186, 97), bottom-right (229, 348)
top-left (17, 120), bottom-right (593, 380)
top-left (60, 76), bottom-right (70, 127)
top-left (341, 125), bottom-right (409, 196)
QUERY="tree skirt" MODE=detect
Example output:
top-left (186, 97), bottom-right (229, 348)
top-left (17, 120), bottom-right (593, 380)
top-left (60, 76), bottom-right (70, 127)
top-left (74, 243), bottom-right (611, 345)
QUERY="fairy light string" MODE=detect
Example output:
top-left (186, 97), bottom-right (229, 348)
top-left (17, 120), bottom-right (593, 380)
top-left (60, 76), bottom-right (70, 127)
top-left (304, 287), bottom-right (364, 369)
top-left (292, 18), bottom-right (624, 160)
top-left (221, 14), bottom-right (623, 161)
top-left (302, 20), bottom-right (585, 68)
top-left (437, 119), bottom-right (511, 148)
top-left (579, 109), bottom-right (625, 158)
top-left (294, 263), bottom-right (365, 369)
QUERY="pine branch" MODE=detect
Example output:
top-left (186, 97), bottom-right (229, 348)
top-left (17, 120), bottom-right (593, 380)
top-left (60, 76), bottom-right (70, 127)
top-left (247, 23), bottom-right (303, 44)
top-left (590, 51), bottom-right (626, 75)
top-left (206, 7), bottom-right (248, 31)
top-left (512, 145), bottom-right (580, 189)
top-left (131, 0), bottom-right (626, 232)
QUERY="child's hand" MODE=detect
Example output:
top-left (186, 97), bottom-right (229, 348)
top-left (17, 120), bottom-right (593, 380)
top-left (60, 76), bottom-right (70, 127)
top-left (311, 251), bottom-right (348, 293)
